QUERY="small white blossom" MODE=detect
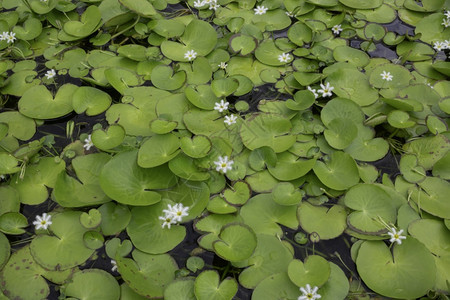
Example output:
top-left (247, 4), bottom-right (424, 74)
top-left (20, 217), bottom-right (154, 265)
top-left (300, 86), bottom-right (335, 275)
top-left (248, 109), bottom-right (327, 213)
top-left (33, 213), bottom-right (52, 230)
top-left (426, 83), bottom-right (434, 89)
top-left (193, 0), bottom-right (205, 7)
top-left (0, 32), bottom-right (8, 41)
top-left (445, 10), bottom-right (450, 18)
top-left (331, 24), bottom-right (343, 35)
top-left (278, 53), bottom-right (291, 63)
top-left (214, 156), bottom-right (234, 173)
top-left (298, 284), bottom-right (321, 300)
top-left (83, 134), bottom-right (94, 151)
top-left (159, 214), bottom-right (176, 229)
top-left (41, 0), bottom-right (48, 2)
top-left (214, 99), bottom-right (229, 112)
top-left (317, 82), bottom-right (334, 98)
top-left (307, 86), bottom-right (319, 99)
top-left (254, 5), bottom-right (268, 15)
top-left (442, 18), bottom-right (450, 27)
top-left (286, 11), bottom-right (294, 17)
top-left (184, 50), bottom-right (197, 61)
top-left (163, 203), bottom-right (190, 223)
top-left (6, 32), bottom-right (16, 44)
top-left (209, 3), bottom-right (220, 10)
top-left (111, 260), bottom-right (118, 272)
top-left (45, 69), bottom-right (56, 79)
top-left (443, 40), bottom-right (450, 49)
top-left (380, 71), bottom-right (393, 81)
top-left (218, 62), bottom-right (227, 69)
top-left (387, 228), bottom-right (406, 245)
top-left (224, 114), bottom-right (237, 125)
top-left (434, 41), bottom-right (445, 51)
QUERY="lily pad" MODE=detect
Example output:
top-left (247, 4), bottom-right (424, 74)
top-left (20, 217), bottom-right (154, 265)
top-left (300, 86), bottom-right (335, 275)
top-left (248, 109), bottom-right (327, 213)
top-left (116, 250), bottom-right (178, 298)
top-left (222, 181), bottom-right (251, 206)
top-left (164, 278), bottom-right (196, 300)
top-left (19, 84), bottom-right (78, 119)
top-left (92, 125), bottom-right (125, 150)
top-left (138, 134), bottom-right (180, 168)
top-left (298, 202), bottom-right (347, 240)
top-left (100, 150), bottom-right (177, 206)
top-left (313, 151), bottom-right (360, 190)
top-left (63, 269), bottom-right (120, 300)
top-left (0, 212), bottom-right (27, 235)
top-left (194, 270), bottom-right (238, 300)
top-left (356, 239), bottom-right (436, 299)
top-left (72, 86), bottom-right (112, 116)
top-left (288, 255), bottom-right (331, 288)
top-left (98, 202), bottom-right (131, 236)
top-left (213, 223), bottom-right (257, 262)
top-left (30, 211), bottom-right (95, 270)
top-left (409, 176), bottom-right (450, 219)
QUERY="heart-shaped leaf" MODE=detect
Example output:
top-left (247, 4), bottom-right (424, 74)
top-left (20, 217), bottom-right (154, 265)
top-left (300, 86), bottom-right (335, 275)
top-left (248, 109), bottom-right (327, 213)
top-left (213, 223), bottom-right (257, 262)
top-left (91, 125), bottom-right (125, 150)
top-left (138, 133), bottom-right (180, 168)
top-left (72, 86), bottom-right (112, 116)
top-left (194, 270), bottom-right (238, 300)
top-left (222, 181), bottom-right (250, 206)
top-left (63, 269), bottom-right (120, 300)
top-left (287, 255), bottom-right (331, 288)
top-left (63, 5), bottom-right (102, 37)
top-left (80, 209), bottom-right (102, 229)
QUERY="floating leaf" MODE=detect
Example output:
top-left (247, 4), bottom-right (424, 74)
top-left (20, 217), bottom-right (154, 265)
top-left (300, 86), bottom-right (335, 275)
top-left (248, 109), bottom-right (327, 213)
top-left (72, 86), bottom-right (112, 116)
top-left (63, 269), bottom-right (120, 300)
top-left (313, 151), bottom-right (360, 190)
top-left (138, 134), bottom-right (180, 168)
top-left (213, 223), bottom-right (257, 262)
top-left (288, 255), bottom-right (331, 288)
top-left (298, 202), bottom-right (347, 240)
top-left (194, 270), bottom-right (238, 300)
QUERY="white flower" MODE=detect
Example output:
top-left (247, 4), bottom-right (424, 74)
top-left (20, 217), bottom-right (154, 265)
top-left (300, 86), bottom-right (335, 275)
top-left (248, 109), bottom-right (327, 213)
top-left (184, 50), bottom-right (197, 61)
top-left (33, 213), bottom-right (52, 230)
top-left (209, 3), bottom-right (220, 10)
top-left (298, 284), bottom-right (321, 300)
top-left (0, 32), bottom-right (8, 41)
top-left (434, 41), bottom-right (445, 51)
top-left (6, 32), bottom-right (16, 44)
top-left (193, 0), bottom-right (205, 7)
top-left (387, 228), bottom-right (406, 245)
top-left (278, 53), bottom-right (291, 63)
top-left (111, 260), bottom-right (118, 272)
top-left (331, 24), bottom-right (343, 35)
top-left (224, 114), bottom-right (237, 125)
top-left (45, 69), bottom-right (56, 79)
top-left (214, 99), bottom-right (229, 112)
top-left (426, 83), bottom-right (434, 89)
top-left (214, 156), bottom-right (233, 173)
top-left (41, 0), bottom-right (48, 2)
top-left (443, 18), bottom-right (450, 27)
top-left (286, 11), bottom-right (294, 17)
top-left (380, 71), bottom-right (393, 81)
top-left (83, 134), bottom-right (94, 151)
top-left (218, 62), bottom-right (227, 69)
top-left (307, 86), bottom-right (319, 99)
top-left (163, 203), bottom-right (190, 223)
top-left (445, 10), bottom-right (450, 18)
top-left (443, 40), bottom-right (450, 49)
top-left (159, 214), bottom-right (176, 229)
top-left (317, 82), bottom-right (334, 98)
top-left (254, 5), bottom-right (268, 15)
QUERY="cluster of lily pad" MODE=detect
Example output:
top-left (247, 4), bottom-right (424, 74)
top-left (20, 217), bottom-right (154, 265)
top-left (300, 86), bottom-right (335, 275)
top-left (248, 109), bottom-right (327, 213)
top-left (0, 0), bottom-right (449, 299)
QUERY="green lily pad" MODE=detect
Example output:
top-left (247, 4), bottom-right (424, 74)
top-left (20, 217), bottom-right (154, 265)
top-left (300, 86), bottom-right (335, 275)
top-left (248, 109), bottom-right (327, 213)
top-left (207, 196), bottom-right (238, 214)
top-left (63, 269), bottom-right (120, 300)
top-left (324, 118), bottom-right (358, 150)
top-left (240, 193), bottom-right (298, 235)
top-left (186, 257), bottom-right (205, 273)
top-left (151, 65), bottom-right (186, 91)
top-left (104, 68), bottom-right (142, 94)
top-left (432, 152), bottom-right (450, 180)
top-left (356, 239), bottom-right (436, 299)
top-left (119, 0), bottom-right (156, 17)
top-left (13, 17), bottom-right (42, 40)
top-left (426, 115), bottom-right (448, 135)
top-left (0, 246), bottom-right (49, 300)
top-left (72, 86), bottom-right (112, 116)
top-left (164, 278), bottom-right (196, 300)
top-left (105, 238), bottom-right (133, 259)
top-left (229, 34), bottom-right (257, 55)
top-left (313, 151), bottom-right (360, 190)
top-left (150, 118), bottom-right (178, 134)
top-left (387, 110), bottom-right (415, 128)
top-left (0, 233), bottom-right (9, 270)
top-left (213, 223), bottom-right (257, 262)
top-left (410, 177), bottom-right (450, 219)
top-left (288, 22), bottom-right (312, 46)
top-left (408, 219), bottom-right (450, 258)
top-left (255, 39), bottom-right (289, 66)
top-left (100, 150), bottom-right (177, 206)
top-left (168, 153), bottom-right (210, 181)
top-left (344, 184), bottom-right (396, 234)
top-left (0, 212), bottom-right (27, 235)
top-left (0, 111), bottom-right (35, 141)
top-left (240, 114), bottom-right (295, 153)
top-left (252, 272), bottom-right (302, 300)
top-left (339, 0), bottom-right (382, 9)
top-left (272, 182), bottom-right (303, 206)
top-left (180, 135), bottom-right (211, 158)
top-left (116, 250), bottom-right (177, 298)
top-left (403, 134), bottom-right (449, 170)
top-left (92, 125), bottom-right (125, 150)
top-left (98, 202), bottom-right (131, 236)
top-left (148, 19), bottom-right (185, 38)
top-left (80, 209), bottom-right (102, 229)
top-left (138, 134), bottom-right (180, 168)
top-left (0, 153), bottom-right (18, 175)
top-left (287, 255), bottom-right (331, 288)
top-left (53, 154), bottom-right (111, 207)
top-left (237, 234), bottom-right (294, 289)
top-left (194, 270), bottom-right (238, 300)
top-left (63, 5), bottom-right (102, 38)
top-left (211, 78), bottom-right (239, 98)
top-left (399, 154), bottom-right (426, 183)
top-left (333, 46), bottom-right (370, 67)
top-left (127, 200), bottom-right (186, 254)
top-left (298, 202), bottom-right (347, 240)
top-left (83, 231), bottom-right (105, 250)
top-left (18, 84), bottom-right (78, 119)
top-left (222, 181), bottom-right (250, 206)
top-left (185, 85), bottom-right (220, 110)
top-left (30, 211), bottom-right (94, 270)
top-left (267, 152), bottom-right (317, 181)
